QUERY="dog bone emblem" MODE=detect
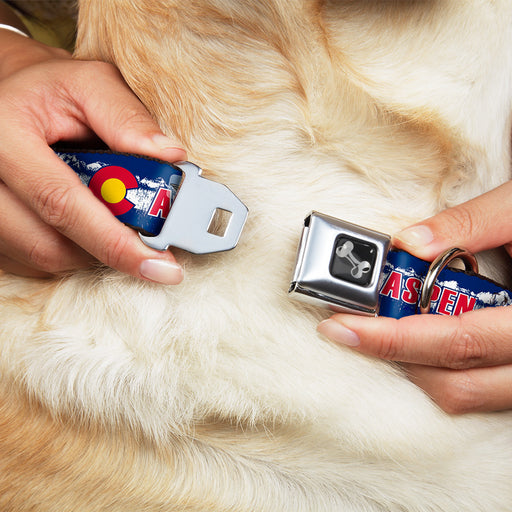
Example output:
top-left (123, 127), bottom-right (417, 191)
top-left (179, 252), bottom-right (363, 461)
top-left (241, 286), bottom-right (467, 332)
top-left (336, 240), bottom-right (372, 279)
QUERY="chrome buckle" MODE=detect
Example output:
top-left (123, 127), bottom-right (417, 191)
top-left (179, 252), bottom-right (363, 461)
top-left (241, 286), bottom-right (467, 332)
top-left (289, 212), bottom-right (391, 316)
top-left (140, 161), bottom-right (248, 254)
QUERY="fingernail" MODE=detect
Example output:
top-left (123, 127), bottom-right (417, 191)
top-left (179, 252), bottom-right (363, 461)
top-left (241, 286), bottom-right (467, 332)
top-left (139, 259), bottom-right (184, 285)
top-left (151, 134), bottom-right (187, 160)
top-left (317, 319), bottom-right (360, 347)
top-left (394, 225), bottom-right (434, 248)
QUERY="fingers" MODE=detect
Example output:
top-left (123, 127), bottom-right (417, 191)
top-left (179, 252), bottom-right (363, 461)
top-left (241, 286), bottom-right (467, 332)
top-left (317, 307), bottom-right (512, 369)
top-left (0, 58), bottom-right (188, 281)
top-left (393, 180), bottom-right (512, 260)
top-left (0, 59), bottom-right (187, 282)
top-left (317, 307), bottom-right (512, 413)
top-left (0, 141), bottom-right (184, 282)
top-left (318, 157), bottom-right (512, 414)
top-left (56, 60), bottom-right (187, 162)
top-left (0, 181), bottom-right (93, 274)
top-left (6, 59), bottom-right (187, 162)
top-left (0, 254), bottom-right (53, 278)
top-left (404, 364), bottom-right (512, 414)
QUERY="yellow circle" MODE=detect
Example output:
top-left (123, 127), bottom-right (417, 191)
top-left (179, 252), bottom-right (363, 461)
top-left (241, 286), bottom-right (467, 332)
top-left (101, 178), bottom-right (127, 204)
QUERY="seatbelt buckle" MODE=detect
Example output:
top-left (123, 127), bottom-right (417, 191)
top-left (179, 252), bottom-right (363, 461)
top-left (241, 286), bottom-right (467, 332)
top-left (140, 161), bottom-right (248, 254)
top-left (289, 211), bottom-right (391, 316)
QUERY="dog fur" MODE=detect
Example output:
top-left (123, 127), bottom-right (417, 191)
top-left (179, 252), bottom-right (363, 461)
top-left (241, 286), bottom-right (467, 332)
top-left (1, 0), bottom-right (512, 510)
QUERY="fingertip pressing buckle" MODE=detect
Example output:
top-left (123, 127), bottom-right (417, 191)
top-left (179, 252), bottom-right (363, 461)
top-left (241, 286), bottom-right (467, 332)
top-left (139, 161), bottom-right (248, 254)
top-left (419, 247), bottom-right (478, 314)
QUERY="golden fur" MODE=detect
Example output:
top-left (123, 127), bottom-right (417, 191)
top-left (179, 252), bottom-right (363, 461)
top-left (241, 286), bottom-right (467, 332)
top-left (1, 0), bottom-right (512, 510)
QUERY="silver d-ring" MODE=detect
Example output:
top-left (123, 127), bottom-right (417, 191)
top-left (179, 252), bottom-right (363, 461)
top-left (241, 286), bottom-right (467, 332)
top-left (419, 247), bottom-right (478, 314)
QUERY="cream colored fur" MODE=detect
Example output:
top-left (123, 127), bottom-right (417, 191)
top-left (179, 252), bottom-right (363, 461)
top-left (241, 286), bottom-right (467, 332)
top-left (1, 0), bottom-right (512, 510)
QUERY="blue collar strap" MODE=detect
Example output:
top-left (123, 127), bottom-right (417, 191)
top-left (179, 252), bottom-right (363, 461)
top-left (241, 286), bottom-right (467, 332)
top-left (378, 249), bottom-right (512, 318)
top-left (53, 160), bottom-right (510, 319)
top-left (289, 211), bottom-right (512, 318)
top-left (56, 150), bottom-right (248, 254)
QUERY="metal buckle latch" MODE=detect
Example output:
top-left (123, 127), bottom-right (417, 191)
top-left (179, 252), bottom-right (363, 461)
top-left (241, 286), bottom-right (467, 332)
top-left (140, 161), bottom-right (248, 254)
top-left (289, 212), bottom-right (391, 316)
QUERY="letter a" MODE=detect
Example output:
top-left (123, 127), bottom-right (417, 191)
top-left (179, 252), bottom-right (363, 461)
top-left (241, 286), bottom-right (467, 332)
top-left (380, 271), bottom-right (402, 300)
top-left (148, 188), bottom-right (171, 218)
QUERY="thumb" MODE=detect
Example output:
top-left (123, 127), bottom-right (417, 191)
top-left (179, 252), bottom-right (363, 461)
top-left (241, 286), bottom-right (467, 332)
top-left (71, 61), bottom-right (187, 163)
top-left (392, 181), bottom-right (512, 260)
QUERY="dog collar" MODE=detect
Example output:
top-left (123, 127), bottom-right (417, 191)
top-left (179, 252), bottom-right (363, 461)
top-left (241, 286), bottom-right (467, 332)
top-left (56, 150), bottom-right (248, 254)
top-left (289, 211), bottom-right (512, 318)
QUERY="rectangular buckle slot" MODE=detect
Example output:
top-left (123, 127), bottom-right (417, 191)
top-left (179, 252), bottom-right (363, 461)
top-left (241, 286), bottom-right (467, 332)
top-left (207, 208), bottom-right (233, 237)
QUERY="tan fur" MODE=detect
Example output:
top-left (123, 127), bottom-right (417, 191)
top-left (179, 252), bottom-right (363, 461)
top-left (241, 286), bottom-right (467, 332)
top-left (1, 0), bottom-right (512, 510)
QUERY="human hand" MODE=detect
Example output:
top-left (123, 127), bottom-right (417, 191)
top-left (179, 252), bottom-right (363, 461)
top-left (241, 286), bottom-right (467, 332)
top-left (0, 30), bottom-right (186, 282)
top-left (318, 181), bottom-right (512, 414)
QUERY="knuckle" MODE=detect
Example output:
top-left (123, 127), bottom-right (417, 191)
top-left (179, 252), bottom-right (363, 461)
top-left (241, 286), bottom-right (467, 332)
top-left (436, 371), bottom-right (483, 415)
top-left (27, 238), bottom-right (65, 274)
top-left (442, 317), bottom-right (487, 369)
top-left (33, 182), bottom-right (79, 231)
top-left (101, 232), bottom-right (131, 271)
top-left (374, 325), bottom-right (404, 360)
top-left (77, 60), bottom-right (119, 81)
top-left (67, 61), bottom-right (123, 103)
top-left (112, 107), bottom-right (151, 138)
top-left (375, 337), bottom-right (399, 360)
top-left (441, 204), bottom-right (476, 242)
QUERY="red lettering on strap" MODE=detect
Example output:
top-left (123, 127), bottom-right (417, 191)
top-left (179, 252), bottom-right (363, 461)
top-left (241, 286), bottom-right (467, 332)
top-left (402, 277), bottom-right (422, 304)
top-left (430, 285), bottom-right (441, 302)
top-left (381, 271), bottom-right (402, 300)
top-left (437, 288), bottom-right (457, 315)
top-left (453, 293), bottom-right (476, 315)
top-left (148, 188), bottom-right (171, 219)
